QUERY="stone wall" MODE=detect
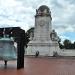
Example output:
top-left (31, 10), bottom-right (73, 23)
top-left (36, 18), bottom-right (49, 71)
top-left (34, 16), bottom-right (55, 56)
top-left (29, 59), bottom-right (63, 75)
top-left (58, 49), bottom-right (75, 56)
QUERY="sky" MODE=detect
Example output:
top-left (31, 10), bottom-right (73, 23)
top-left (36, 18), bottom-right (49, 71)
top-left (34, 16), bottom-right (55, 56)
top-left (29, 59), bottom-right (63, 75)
top-left (0, 0), bottom-right (75, 43)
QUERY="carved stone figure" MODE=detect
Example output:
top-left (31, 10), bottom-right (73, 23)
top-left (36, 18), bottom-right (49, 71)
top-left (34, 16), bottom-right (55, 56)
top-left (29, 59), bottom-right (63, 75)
top-left (50, 30), bottom-right (58, 41)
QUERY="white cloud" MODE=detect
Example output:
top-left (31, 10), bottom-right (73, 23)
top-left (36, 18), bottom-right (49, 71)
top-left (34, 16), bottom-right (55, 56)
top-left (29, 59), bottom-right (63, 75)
top-left (0, 0), bottom-right (17, 7)
top-left (0, 0), bottom-right (75, 41)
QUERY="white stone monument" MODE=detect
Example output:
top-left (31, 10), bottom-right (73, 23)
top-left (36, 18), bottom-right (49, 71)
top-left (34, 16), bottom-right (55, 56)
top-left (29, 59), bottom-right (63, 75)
top-left (26, 5), bottom-right (60, 56)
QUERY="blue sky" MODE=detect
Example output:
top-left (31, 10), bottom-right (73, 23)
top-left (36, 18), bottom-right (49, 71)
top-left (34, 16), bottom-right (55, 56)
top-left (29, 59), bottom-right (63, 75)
top-left (0, 0), bottom-right (75, 42)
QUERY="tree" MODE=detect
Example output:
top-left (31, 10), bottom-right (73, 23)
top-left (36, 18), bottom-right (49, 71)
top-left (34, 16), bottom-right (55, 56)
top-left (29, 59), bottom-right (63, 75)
top-left (73, 42), bottom-right (75, 49)
top-left (58, 37), bottom-right (64, 49)
top-left (0, 28), bottom-right (3, 38)
top-left (26, 27), bottom-right (34, 38)
top-left (25, 27), bottom-right (34, 47)
top-left (63, 39), bottom-right (72, 49)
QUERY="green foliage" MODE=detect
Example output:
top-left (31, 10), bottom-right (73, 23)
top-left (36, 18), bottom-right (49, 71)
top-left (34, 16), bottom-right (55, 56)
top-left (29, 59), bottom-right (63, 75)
top-left (63, 39), bottom-right (71, 49)
top-left (26, 27), bottom-right (34, 37)
top-left (59, 43), bottom-right (64, 49)
top-left (62, 39), bottom-right (75, 49)
top-left (25, 27), bottom-right (34, 47)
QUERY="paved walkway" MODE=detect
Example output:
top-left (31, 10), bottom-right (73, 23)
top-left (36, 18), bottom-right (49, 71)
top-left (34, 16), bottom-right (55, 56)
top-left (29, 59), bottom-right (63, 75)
top-left (0, 57), bottom-right (75, 75)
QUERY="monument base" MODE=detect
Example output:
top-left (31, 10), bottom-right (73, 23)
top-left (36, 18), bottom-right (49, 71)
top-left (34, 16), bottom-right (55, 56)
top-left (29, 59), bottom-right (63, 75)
top-left (25, 41), bottom-right (60, 56)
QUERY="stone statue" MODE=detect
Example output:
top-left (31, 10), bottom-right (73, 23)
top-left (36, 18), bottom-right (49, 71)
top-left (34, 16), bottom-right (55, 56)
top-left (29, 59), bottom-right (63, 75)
top-left (29, 32), bottom-right (34, 40)
top-left (50, 30), bottom-right (58, 41)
